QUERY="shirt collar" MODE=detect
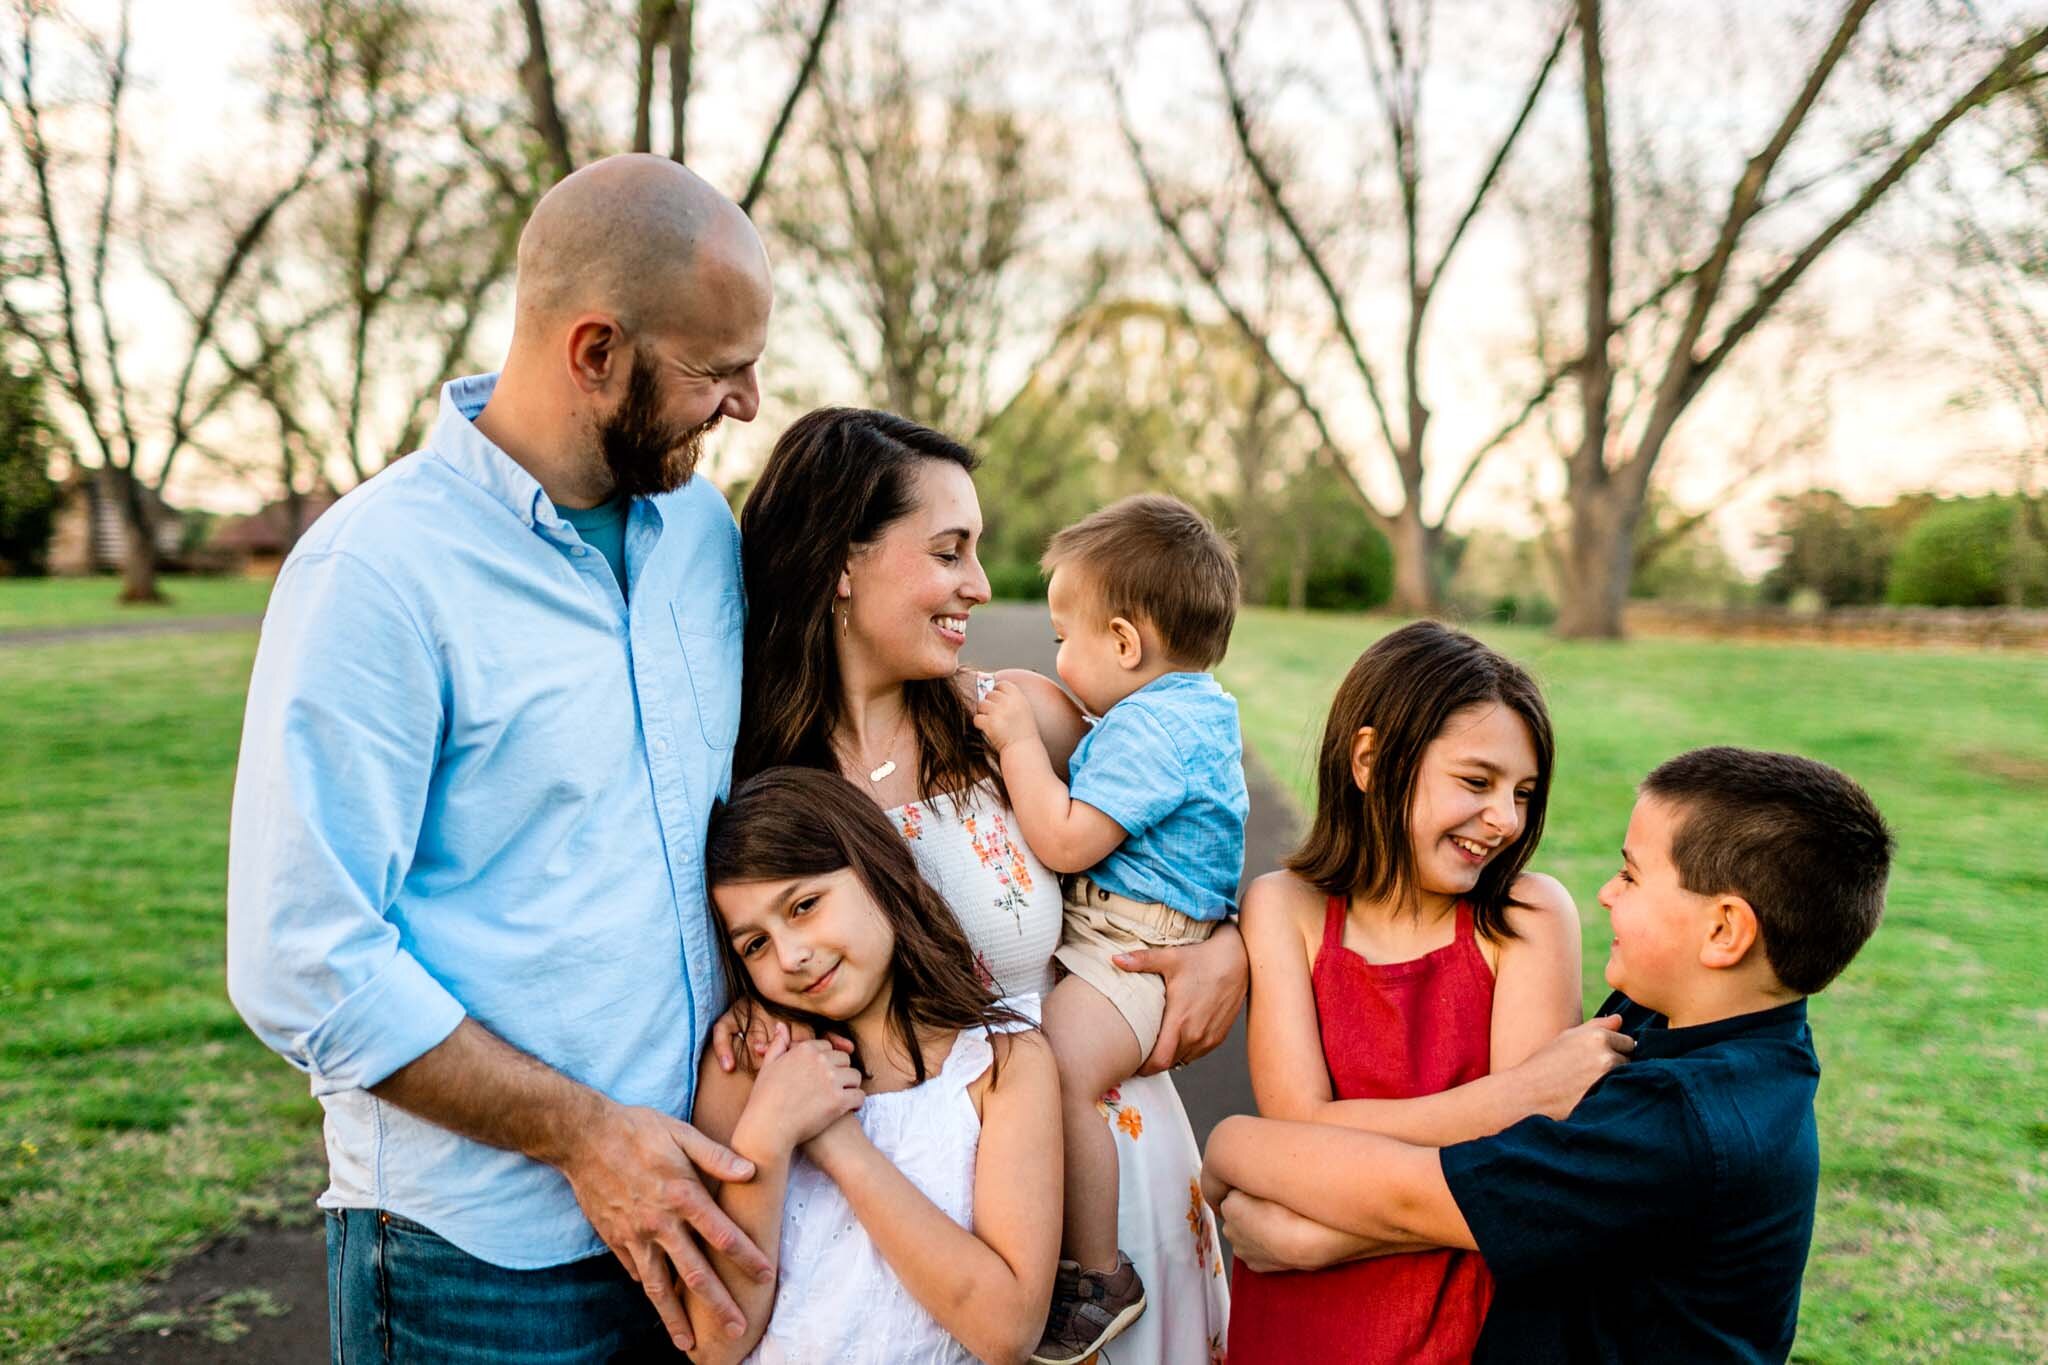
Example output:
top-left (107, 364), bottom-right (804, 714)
top-left (1628, 996), bottom-right (1810, 1062)
top-left (427, 373), bottom-right (554, 529)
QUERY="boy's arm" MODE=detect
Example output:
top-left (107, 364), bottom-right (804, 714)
top-left (805, 1031), bottom-right (1063, 1365)
top-left (974, 680), bottom-right (1127, 873)
top-left (1203, 1114), bottom-right (1475, 1257)
top-left (1275, 879), bottom-right (1622, 1146)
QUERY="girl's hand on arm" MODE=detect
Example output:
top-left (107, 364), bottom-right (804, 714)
top-left (730, 1025), bottom-right (864, 1157)
top-left (1118, 919), bottom-right (1248, 1074)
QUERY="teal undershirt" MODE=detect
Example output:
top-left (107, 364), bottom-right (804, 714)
top-left (558, 496), bottom-right (630, 599)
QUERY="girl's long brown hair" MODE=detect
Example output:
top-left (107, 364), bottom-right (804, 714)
top-left (1286, 621), bottom-right (1554, 942)
top-left (736, 407), bottom-right (1002, 802)
top-left (706, 766), bottom-right (1026, 1082)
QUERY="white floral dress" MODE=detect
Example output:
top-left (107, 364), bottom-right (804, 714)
top-left (892, 787), bottom-right (1230, 1364)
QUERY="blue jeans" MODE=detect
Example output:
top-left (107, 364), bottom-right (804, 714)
top-left (325, 1208), bottom-right (687, 1363)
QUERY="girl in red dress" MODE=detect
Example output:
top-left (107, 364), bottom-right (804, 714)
top-left (1225, 622), bottom-right (1584, 1363)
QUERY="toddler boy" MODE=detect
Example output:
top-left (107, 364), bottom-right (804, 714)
top-left (975, 493), bottom-right (1247, 1365)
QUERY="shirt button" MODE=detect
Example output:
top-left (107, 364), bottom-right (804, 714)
top-left (653, 738), bottom-right (670, 756)
top-left (572, 546), bottom-right (587, 556)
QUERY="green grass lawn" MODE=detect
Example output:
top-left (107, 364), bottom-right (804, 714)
top-left (0, 576), bottom-right (273, 633)
top-left (0, 630), bottom-right (320, 1363)
top-left (2, 593), bottom-right (2042, 1360)
top-left (1217, 608), bottom-right (2048, 1362)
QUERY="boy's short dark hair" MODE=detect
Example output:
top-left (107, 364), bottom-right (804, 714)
top-left (1041, 494), bottom-right (1239, 668)
top-left (1641, 746), bottom-right (1893, 995)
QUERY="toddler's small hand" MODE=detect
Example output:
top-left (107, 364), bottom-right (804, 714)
top-left (972, 678), bottom-right (1039, 753)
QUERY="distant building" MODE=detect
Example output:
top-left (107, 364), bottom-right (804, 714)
top-left (47, 466), bottom-right (188, 576)
top-left (209, 490), bottom-right (341, 576)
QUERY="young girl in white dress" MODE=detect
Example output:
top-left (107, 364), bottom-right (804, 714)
top-left (685, 765), bottom-right (1062, 1365)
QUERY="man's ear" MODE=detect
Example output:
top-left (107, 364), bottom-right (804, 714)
top-left (1349, 726), bottom-right (1376, 793)
top-left (565, 314), bottom-right (625, 395)
top-left (1109, 616), bottom-right (1145, 670)
top-left (1699, 895), bottom-right (1763, 971)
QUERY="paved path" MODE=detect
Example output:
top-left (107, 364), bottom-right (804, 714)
top-left (84, 600), bottom-right (1297, 1361)
top-left (0, 614), bottom-right (263, 648)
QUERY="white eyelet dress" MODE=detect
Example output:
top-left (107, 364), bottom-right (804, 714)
top-left (891, 788), bottom-right (1231, 1364)
top-left (743, 1021), bottom-right (1024, 1365)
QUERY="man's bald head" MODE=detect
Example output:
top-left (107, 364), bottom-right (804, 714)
top-left (513, 154), bottom-right (770, 338)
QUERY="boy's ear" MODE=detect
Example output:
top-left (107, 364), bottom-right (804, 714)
top-left (1699, 894), bottom-right (1763, 971)
top-left (1349, 725), bottom-right (1376, 793)
top-left (1108, 616), bottom-right (1145, 670)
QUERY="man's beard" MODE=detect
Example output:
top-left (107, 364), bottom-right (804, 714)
top-left (598, 353), bottom-right (718, 498)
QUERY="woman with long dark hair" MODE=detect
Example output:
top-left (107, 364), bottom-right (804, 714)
top-left (717, 407), bottom-right (1238, 1361)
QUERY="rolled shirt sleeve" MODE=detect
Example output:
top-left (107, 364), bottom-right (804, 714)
top-left (1438, 1065), bottom-right (1707, 1283)
top-left (227, 549), bottom-right (465, 1095)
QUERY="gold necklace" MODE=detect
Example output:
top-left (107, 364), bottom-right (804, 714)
top-left (848, 711), bottom-right (910, 784)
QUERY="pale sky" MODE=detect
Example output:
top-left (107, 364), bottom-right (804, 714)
top-left (33, 0), bottom-right (2041, 571)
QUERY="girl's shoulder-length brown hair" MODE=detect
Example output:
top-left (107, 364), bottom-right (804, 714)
top-left (735, 407), bottom-right (1001, 802)
top-left (1285, 620), bottom-right (1555, 942)
top-left (705, 766), bottom-right (1026, 1082)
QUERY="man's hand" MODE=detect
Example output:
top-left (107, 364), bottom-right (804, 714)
top-left (556, 1101), bottom-right (770, 1352)
top-left (1116, 921), bottom-right (1248, 1075)
top-left (1218, 1190), bottom-right (1372, 1274)
top-left (1503, 1015), bottom-right (1636, 1120)
top-left (973, 678), bottom-right (1042, 754)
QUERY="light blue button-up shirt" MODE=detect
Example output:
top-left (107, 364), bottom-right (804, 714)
top-left (226, 373), bottom-right (738, 1268)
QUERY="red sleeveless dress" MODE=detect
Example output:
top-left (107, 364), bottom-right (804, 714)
top-left (1226, 896), bottom-right (1496, 1363)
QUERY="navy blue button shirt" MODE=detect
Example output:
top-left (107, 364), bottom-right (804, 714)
top-left (1440, 992), bottom-right (1822, 1363)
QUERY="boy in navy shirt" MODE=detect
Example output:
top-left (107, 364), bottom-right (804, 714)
top-left (976, 493), bottom-right (1247, 1364)
top-left (1201, 746), bottom-right (1892, 1363)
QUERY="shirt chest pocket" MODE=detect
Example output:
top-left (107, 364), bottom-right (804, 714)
top-left (673, 593), bottom-right (742, 750)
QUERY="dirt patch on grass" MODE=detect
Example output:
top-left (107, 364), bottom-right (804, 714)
top-left (1953, 747), bottom-right (2048, 787)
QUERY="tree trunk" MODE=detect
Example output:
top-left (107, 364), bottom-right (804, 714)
top-left (112, 466), bottom-right (164, 603)
top-left (1555, 484), bottom-right (1637, 638)
top-left (1387, 505), bottom-right (1442, 616)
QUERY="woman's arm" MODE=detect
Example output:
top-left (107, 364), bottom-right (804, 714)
top-left (805, 1031), bottom-right (1063, 1365)
top-left (1303, 875), bottom-right (1587, 1146)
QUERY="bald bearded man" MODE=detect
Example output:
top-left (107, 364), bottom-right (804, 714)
top-left (228, 156), bottom-right (772, 1361)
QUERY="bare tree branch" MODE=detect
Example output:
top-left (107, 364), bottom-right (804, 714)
top-left (517, 0), bottom-right (573, 181)
top-left (739, 0), bottom-right (840, 214)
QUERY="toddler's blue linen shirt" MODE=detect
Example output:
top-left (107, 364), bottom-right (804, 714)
top-left (1066, 671), bottom-right (1248, 920)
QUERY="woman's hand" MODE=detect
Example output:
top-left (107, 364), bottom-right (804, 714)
top-left (732, 1024), bottom-right (864, 1155)
top-left (1115, 920), bottom-right (1249, 1075)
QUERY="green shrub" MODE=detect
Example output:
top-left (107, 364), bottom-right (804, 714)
top-left (1886, 496), bottom-right (2046, 607)
top-left (984, 560), bottom-right (1045, 601)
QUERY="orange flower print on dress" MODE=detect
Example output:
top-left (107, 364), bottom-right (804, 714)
top-left (897, 802), bottom-right (924, 842)
top-left (1188, 1180), bottom-right (1224, 1277)
top-left (1096, 1087), bottom-right (1143, 1139)
top-left (962, 809), bottom-right (1033, 931)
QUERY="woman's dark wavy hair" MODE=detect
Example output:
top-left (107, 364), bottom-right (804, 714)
top-left (706, 766), bottom-right (1026, 1082)
top-left (1286, 621), bottom-right (1555, 942)
top-left (736, 407), bottom-right (1001, 800)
